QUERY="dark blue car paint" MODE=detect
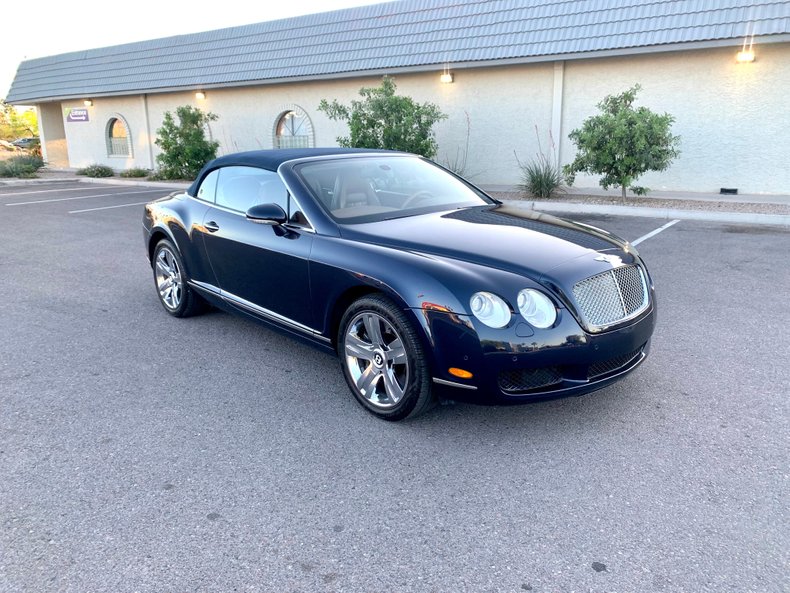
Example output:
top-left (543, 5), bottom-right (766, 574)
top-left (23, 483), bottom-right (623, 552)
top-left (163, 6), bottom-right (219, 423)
top-left (144, 150), bottom-right (655, 405)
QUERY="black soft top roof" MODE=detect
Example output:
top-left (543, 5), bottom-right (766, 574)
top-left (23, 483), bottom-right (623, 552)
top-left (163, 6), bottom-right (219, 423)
top-left (187, 147), bottom-right (399, 195)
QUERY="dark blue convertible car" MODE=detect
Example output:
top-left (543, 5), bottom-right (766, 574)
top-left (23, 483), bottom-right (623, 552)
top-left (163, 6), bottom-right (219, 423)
top-left (143, 148), bottom-right (656, 420)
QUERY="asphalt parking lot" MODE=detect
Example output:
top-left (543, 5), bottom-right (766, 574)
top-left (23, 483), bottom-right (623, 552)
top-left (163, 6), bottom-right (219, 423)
top-left (1, 182), bottom-right (788, 593)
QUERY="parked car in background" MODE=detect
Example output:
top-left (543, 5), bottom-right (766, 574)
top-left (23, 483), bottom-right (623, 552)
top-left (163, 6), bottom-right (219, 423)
top-left (11, 137), bottom-right (39, 149)
top-left (143, 148), bottom-right (656, 420)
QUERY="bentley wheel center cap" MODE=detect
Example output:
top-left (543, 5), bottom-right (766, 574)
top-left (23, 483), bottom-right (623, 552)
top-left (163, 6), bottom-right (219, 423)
top-left (373, 351), bottom-right (385, 368)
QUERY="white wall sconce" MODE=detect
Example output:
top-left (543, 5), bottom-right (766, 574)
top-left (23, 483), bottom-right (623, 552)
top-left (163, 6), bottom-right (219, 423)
top-left (83, 99), bottom-right (93, 107)
top-left (195, 91), bottom-right (206, 100)
top-left (737, 32), bottom-right (755, 63)
top-left (736, 49), bottom-right (755, 63)
top-left (440, 64), bottom-right (454, 84)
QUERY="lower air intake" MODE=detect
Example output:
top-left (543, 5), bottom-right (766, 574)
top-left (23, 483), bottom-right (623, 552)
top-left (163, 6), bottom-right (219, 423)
top-left (498, 367), bottom-right (562, 393)
top-left (588, 345), bottom-right (645, 379)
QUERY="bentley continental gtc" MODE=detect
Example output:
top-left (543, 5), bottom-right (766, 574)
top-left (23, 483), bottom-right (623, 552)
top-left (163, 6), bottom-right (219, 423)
top-left (143, 148), bottom-right (656, 420)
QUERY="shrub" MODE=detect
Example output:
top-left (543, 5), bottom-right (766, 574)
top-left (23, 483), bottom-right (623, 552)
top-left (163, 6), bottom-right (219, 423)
top-left (518, 156), bottom-right (563, 199)
top-left (76, 164), bottom-right (114, 177)
top-left (0, 154), bottom-right (45, 178)
top-left (438, 111), bottom-right (478, 178)
top-left (1, 100), bottom-right (38, 140)
top-left (155, 106), bottom-right (219, 180)
top-left (319, 76), bottom-right (447, 158)
top-left (563, 84), bottom-right (680, 200)
top-left (120, 167), bottom-right (150, 178)
top-left (515, 127), bottom-right (564, 199)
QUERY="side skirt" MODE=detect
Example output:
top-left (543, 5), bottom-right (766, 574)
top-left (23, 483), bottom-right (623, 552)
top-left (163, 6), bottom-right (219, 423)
top-left (188, 280), bottom-right (334, 351)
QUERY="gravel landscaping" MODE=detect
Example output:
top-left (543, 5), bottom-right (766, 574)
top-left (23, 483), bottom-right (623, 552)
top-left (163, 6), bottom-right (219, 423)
top-left (489, 191), bottom-right (790, 215)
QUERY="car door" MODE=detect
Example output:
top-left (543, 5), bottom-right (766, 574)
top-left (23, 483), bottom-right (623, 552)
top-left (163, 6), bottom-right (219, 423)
top-left (200, 165), bottom-right (315, 330)
top-left (181, 168), bottom-right (220, 287)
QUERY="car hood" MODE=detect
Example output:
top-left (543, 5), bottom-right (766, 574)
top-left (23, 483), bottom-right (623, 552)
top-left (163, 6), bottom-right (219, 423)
top-left (338, 205), bottom-right (631, 279)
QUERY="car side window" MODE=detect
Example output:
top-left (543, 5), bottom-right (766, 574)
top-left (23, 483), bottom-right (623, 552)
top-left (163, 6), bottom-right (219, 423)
top-left (196, 169), bottom-right (219, 203)
top-left (215, 166), bottom-right (288, 214)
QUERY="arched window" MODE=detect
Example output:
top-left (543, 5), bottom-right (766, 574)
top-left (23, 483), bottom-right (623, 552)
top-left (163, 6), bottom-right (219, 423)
top-left (273, 107), bottom-right (313, 149)
top-left (106, 116), bottom-right (132, 157)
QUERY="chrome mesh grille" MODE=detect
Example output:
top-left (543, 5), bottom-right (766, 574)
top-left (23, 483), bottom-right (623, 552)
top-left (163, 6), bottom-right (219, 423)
top-left (498, 367), bottom-right (562, 393)
top-left (588, 345), bottom-right (645, 379)
top-left (573, 265), bottom-right (648, 330)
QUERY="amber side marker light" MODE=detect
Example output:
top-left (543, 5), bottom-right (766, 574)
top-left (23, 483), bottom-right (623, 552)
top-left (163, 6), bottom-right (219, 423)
top-left (449, 368), bottom-right (473, 379)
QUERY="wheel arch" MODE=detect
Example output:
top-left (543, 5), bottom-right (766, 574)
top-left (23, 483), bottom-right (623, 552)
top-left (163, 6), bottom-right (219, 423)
top-left (328, 285), bottom-right (440, 378)
top-left (314, 242), bottom-right (474, 375)
top-left (148, 228), bottom-right (172, 266)
top-left (328, 285), bottom-right (381, 351)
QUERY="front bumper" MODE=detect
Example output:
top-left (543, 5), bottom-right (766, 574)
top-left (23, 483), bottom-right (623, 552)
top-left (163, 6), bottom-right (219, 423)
top-left (421, 301), bottom-right (656, 405)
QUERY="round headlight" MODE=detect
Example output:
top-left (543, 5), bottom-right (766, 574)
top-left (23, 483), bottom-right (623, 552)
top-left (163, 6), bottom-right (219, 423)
top-left (517, 289), bottom-right (557, 329)
top-left (469, 292), bottom-right (511, 328)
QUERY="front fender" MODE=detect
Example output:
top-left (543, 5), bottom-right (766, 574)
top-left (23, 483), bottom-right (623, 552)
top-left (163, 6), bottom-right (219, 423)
top-left (144, 194), bottom-right (213, 284)
top-left (310, 235), bottom-right (482, 331)
top-left (308, 235), bottom-right (557, 379)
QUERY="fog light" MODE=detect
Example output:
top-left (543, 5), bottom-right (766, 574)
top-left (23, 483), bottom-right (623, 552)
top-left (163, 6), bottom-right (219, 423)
top-left (449, 367), bottom-right (473, 379)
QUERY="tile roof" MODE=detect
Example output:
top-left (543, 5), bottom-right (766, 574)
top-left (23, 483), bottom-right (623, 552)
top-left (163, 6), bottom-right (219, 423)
top-left (7, 0), bottom-right (789, 103)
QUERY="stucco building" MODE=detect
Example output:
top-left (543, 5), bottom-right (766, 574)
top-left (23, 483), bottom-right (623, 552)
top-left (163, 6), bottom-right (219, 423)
top-left (7, 0), bottom-right (790, 193)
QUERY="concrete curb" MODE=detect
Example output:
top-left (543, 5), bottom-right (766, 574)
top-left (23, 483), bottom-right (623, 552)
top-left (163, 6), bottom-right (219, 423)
top-left (1, 177), bottom-right (787, 226)
top-left (76, 177), bottom-right (191, 190)
top-left (0, 177), bottom-right (190, 190)
top-left (504, 200), bottom-right (790, 228)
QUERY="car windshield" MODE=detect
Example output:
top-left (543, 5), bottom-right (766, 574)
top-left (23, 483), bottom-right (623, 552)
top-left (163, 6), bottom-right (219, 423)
top-left (295, 155), bottom-right (492, 223)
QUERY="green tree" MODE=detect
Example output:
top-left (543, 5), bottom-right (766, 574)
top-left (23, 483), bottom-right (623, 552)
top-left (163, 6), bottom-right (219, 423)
top-left (318, 76), bottom-right (447, 158)
top-left (154, 106), bottom-right (219, 179)
top-left (0, 100), bottom-right (38, 141)
top-left (563, 85), bottom-right (680, 200)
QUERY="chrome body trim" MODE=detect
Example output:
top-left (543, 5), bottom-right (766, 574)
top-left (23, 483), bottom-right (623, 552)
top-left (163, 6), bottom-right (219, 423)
top-left (187, 280), bottom-right (330, 343)
top-left (432, 377), bottom-right (478, 391)
top-left (275, 165), bottom-right (320, 231)
top-left (189, 279), bottom-right (221, 295)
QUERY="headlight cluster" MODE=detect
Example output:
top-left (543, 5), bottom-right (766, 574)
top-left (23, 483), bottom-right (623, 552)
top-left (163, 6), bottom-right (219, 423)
top-left (517, 289), bottom-right (556, 329)
top-left (470, 289), bottom-right (557, 329)
top-left (469, 292), bottom-right (511, 328)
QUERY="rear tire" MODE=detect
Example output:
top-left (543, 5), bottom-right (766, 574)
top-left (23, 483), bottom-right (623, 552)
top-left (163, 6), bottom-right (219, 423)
top-left (339, 294), bottom-right (435, 421)
top-left (152, 239), bottom-right (206, 318)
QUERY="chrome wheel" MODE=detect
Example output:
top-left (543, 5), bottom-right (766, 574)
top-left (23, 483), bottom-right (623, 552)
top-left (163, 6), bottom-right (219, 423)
top-left (155, 246), bottom-right (183, 310)
top-left (344, 311), bottom-right (409, 408)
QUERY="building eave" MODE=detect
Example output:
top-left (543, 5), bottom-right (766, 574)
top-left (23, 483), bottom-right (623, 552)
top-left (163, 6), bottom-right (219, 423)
top-left (9, 33), bottom-right (789, 106)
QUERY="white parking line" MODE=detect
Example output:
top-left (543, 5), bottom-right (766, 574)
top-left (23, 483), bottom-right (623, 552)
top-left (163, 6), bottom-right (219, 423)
top-left (5, 189), bottom-right (164, 206)
top-left (0, 186), bottom-right (103, 197)
top-left (69, 201), bottom-right (151, 214)
top-left (631, 219), bottom-right (681, 246)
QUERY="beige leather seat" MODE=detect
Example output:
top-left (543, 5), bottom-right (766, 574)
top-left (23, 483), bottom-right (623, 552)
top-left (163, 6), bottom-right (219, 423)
top-left (333, 174), bottom-right (380, 210)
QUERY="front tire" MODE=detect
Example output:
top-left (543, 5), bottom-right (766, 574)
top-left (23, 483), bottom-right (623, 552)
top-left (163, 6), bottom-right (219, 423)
top-left (339, 295), bottom-right (435, 421)
top-left (152, 239), bottom-right (205, 318)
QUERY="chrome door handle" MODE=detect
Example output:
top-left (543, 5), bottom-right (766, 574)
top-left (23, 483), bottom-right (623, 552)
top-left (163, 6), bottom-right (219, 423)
top-left (205, 221), bottom-right (220, 232)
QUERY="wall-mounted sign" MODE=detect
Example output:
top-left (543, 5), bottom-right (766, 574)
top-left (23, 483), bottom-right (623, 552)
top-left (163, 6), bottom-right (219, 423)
top-left (64, 108), bottom-right (89, 122)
